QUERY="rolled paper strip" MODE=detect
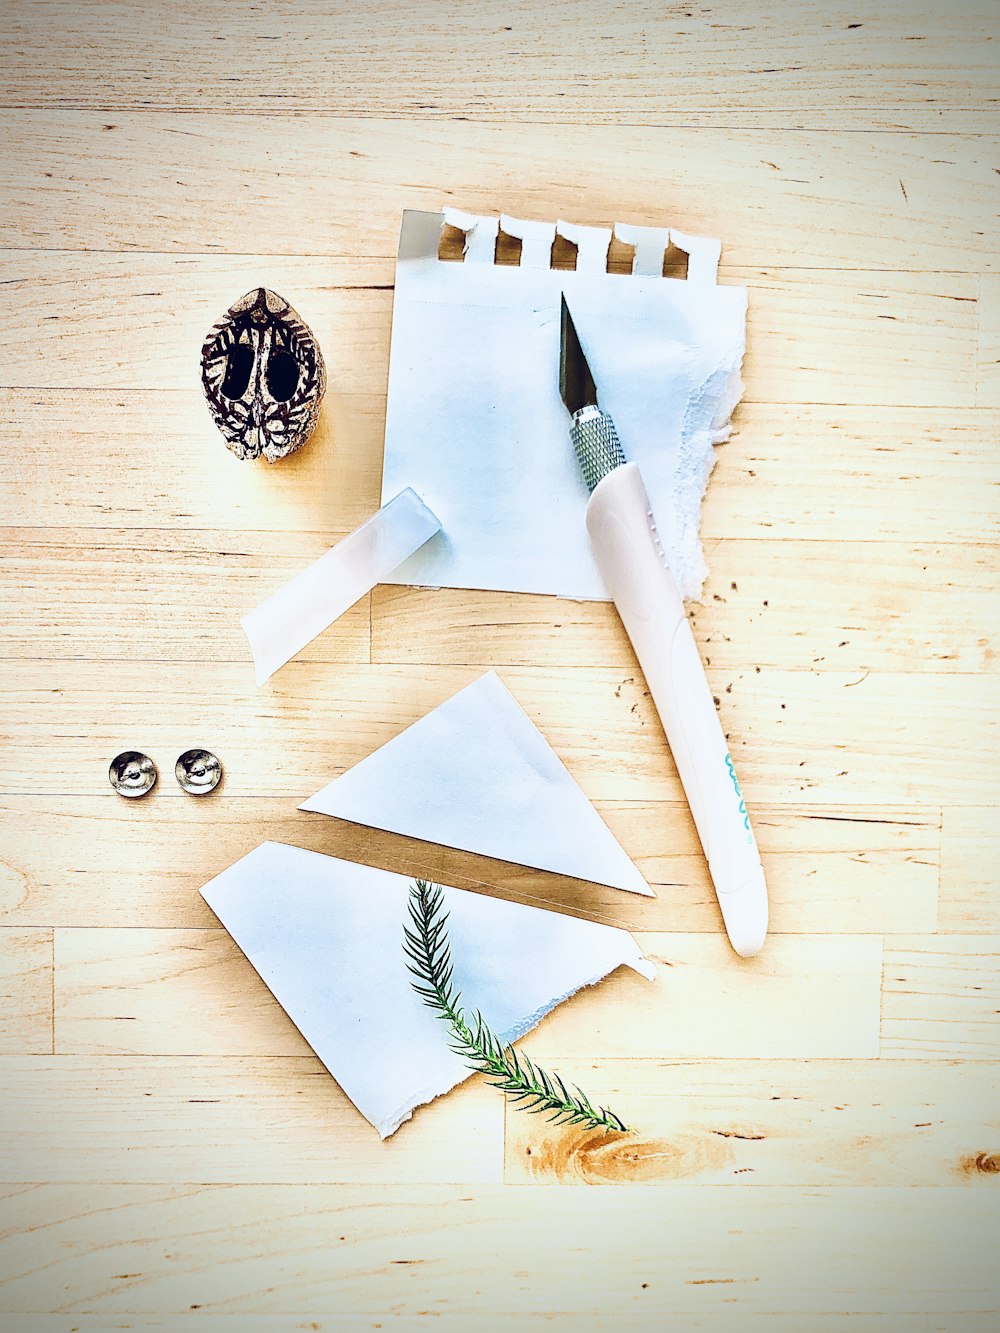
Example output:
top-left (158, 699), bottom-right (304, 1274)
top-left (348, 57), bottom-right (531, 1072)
top-left (241, 488), bottom-right (442, 686)
top-left (441, 206), bottom-right (499, 264)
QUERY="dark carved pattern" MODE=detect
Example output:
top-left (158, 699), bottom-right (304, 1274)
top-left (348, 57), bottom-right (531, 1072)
top-left (200, 287), bottom-right (327, 463)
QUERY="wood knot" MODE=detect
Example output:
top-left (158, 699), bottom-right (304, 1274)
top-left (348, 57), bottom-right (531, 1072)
top-left (959, 1152), bottom-right (1000, 1176)
top-left (521, 1130), bottom-right (729, 1183)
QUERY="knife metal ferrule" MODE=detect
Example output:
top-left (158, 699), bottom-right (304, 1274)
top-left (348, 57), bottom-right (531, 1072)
top-left (570, 404), bottom-right (627, 492)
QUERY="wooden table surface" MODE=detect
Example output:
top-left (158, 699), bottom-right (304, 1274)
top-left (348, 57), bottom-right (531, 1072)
top-left (1, 1), bottom-right (998, 1327)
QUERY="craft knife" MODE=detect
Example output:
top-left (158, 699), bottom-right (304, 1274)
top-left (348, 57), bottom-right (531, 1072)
top-left (559, 294), bottom-right (768, 957)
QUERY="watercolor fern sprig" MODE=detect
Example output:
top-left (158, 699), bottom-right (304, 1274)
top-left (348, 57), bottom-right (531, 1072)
top-left (404, 878), bottom-right (630, 1134)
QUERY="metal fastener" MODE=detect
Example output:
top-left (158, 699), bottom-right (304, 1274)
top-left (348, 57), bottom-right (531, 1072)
top-left (109, 751), bottom-right (157, 798)
top-left (175, 748), bottom-right (222, 795)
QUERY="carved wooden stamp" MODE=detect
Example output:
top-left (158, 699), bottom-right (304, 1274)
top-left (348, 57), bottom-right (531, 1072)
top-left (200, 287), bottom-right (327, 462)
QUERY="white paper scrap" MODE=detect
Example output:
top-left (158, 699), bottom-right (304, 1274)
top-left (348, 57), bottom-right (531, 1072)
top-left (301, 670), bottom-right (652, 897)
top-left (382, 208), bottom-right (747, 601)
top-left (241, 487), bottom-right (441, 685)
top-left (201, 841), bottom-right (655, 1137)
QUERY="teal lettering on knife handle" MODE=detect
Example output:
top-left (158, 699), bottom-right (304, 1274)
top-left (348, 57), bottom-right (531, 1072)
top-left (725, 752), bottom-right (751, 834)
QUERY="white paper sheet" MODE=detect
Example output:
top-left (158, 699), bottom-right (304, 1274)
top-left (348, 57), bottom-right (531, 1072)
top-left (241, 487), bottom-right (441, 684)
top-left (301, 670), bottom-right (652, 896)
top-left (382, 209), bottom-right (747, 601)
top-left (200, 841), bottom-right (655, 1136)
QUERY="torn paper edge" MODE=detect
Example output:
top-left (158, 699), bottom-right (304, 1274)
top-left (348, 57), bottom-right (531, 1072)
top-left (380, 952), bottom-right (656, 1139)
top-left (200, 840), bottom-right (655, 1141)
top-left (241, 487), bottom-right (441, 685)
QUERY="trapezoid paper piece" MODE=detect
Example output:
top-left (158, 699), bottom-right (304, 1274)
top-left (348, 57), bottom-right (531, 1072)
top-left (201, 841), bottom-right (655, 1136)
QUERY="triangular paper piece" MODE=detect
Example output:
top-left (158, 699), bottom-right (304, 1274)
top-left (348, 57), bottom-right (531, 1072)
top-left (300, 671), bottom-right (653, 897)
top-left (201, 842), bottom-right (655, 1136)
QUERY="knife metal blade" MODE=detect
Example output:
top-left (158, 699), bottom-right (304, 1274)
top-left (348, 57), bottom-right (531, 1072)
top-left (559, 294), bottom-right (598, 417)
top-left (559, 294), bottom-right (626, 492)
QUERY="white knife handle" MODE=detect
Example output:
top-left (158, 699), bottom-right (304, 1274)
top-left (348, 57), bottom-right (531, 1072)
top-left (585, 461), bottom-right (768, 957)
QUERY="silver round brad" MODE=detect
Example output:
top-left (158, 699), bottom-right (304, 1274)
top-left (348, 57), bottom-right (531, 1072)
top-left (175, 749), bottom-right (222, 796)
top-left (109, 751), bottom-right (157, 798)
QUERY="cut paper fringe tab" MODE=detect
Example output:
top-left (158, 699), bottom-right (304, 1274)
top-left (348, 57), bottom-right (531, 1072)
top-left (301, 671), bottom-right (653, 897)
top-left (200, 842), bottom-right (655, 1137)
top-left (382, 208), bottom-right (747, 602)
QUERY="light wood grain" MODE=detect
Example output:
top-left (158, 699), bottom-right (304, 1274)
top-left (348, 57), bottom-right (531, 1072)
top-left (0, 1183), bottom-right (996, 1318)
top-left (0, 254), bottom-right (391, 394)
top-left (0, 388), bottom-right (384, 534)
top-left (2, 0), bottom-right (998, 1323)
top-left (3, 797), bottom-right (638, 932)
top-left (0, 929), bottom-right (53, 1054)
top-left (54, 928), bottom-right (313, 1057)
top-left (521, 933), bottom-right (882, 1061)
top-left (9, 1053), bottom-right (995, 1189)
top-left (939, 807), bottom-right (1000, 932)
top-left (373, 540), bottom-right (1000, 673)
top-left (3, 12), bottom-right (999, 131)
top-left (882, 936), bottom-right (1000, 1059)
top-left (505, 1059), bottom-right (1000, 1186)
top-left (0, 1056), bottom-right (503, 1185)
top-left (5, 393), bottom-right (996, 547)
top-left (3, 660), bottom-right (996, 809)
top-left (0, 252), bottom-right (981, 407)
top-left (4, 1319), bottom-right (999, 1333)
top-left (977, 275), bottom-right (1000, 406)
top-left (632, 803), bottom-right (939, 935)
top-left (696, 407), bottom-right (1000, 546)
top-left (0, 528), bottom-right (370, 664)
top-left (3, 528), bottom-right (994, 674)
top-left (0, 113), bottom-right (992, 267)
top-left (52, 928), bottom-right (881, 1060)
top-left (0, 797), bottom-right (940, 936)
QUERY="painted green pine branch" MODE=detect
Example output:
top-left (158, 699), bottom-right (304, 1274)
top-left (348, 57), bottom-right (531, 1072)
top-left (404, 878), bottom-right (630, 1134)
